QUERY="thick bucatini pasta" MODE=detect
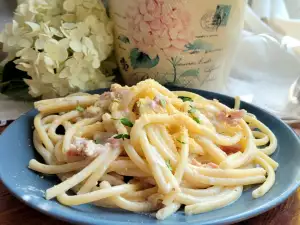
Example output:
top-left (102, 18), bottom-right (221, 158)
top-left (29, 79), bottom-right (279, 220)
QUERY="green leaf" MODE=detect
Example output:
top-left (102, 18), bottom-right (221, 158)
top-left (118, 35), bottom-right (130, 44)
top-left (120, 118), bottom-right (134, 127)
top-left (184, 39), bottom-right (212, 52)
top-left (176, 139), bottom-right (186, 145)
top-left (181, 69), bottom-right (200, 77)
top-left (193, 117), bottom-right (201, 124)
top-left (178, 96), bottom-right (193, 102)
top-left (114, 134), bottom-right (130, 140)
top-left (130, 48), bottom-right (159, 69)
top-left (166, 160), bottom-right (173, 172)
top-left (76, 106), bottom-right (85, 112)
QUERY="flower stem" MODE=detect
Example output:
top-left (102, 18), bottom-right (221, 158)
top-left (172, 63), bottom-right (177, 83)
top-left (169, 57), bottom-right (181, 84)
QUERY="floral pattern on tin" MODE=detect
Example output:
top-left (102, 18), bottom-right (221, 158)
top-left (120, 57), bottom-right (130, 72)
top-left (126, 0), bottom-right (195, 59)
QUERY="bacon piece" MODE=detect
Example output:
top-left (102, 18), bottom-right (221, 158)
top-left (217, 110), bottom-right (245, 126)
top-left (95, 92), bottom-right (112, 110)
top-left (192, 159), bottom-right (219, 169)
top-left (154, 95), bottom-right (167, 108)
top-left (229, 110), bottom-right (245, 119)
top-left (220, 144), bottom-right (242, 154)
top-left (150, 100), bottom-right (158, 110)
top-left (143, 177), bottom-right (156, 186)
top-left (113, 88), bottom-right (134, 108)
top-left (147, 95), bottom-right (167, 113)
top-left (107, 137), bottom-right (121, 148)
top-left (93, 132), bottom-right (115, 143)
top-left (99, 92), bottom-right (113, 100)
top-left (191, 158), bottom-right (202, 167)
top-left (207, 163), bottom-right (219, 169)
top-left (83, 106), bottom-right (102, 118)
top-left (67, 150), bottom-right (82, 157)
top-left (68, 137), bottom-right (108, 158)
top-left (153, 95), bottom-right (160, 103)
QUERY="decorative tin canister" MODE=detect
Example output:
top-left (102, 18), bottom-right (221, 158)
top-left (109, 0), bottom-right (245, 91)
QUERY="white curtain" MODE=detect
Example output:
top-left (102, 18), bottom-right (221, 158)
top-left (227, 0), bottom-right (300, 123)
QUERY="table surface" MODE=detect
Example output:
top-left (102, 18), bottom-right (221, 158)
top-left (1, 124), bottom-right (300, 225)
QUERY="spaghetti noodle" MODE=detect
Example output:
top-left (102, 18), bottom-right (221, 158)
top-left (29, 79), bottom-right (278, 220)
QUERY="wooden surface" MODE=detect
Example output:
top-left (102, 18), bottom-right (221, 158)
top-left (1, 125), bottom-right (300, 225)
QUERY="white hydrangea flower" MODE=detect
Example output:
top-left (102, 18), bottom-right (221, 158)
top-left (0, 0), bottom-right (114, 99)
top-left (44, 39), bottom-right (69, 62)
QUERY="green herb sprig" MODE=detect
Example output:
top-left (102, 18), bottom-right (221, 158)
top-left (177, 139), bottom-right (186, 144)
top-left (178, 96), bottom-right (193, 102)
top-left (166, 160), bottom-right (173, 172)
top-left (114, 134), bottom-right (130, 140)
top-left (120, 118), bottom-right (134, 127)
top-left (193, 117), bottom-right (201, 124)
top-left (76, 105), bottom-right (85, 112)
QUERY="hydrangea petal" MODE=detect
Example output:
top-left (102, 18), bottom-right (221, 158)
top-left (12, 20), bottom-right (20, 35)
top-left (44, 39), bottom-right (68, 62)
top-left (59, 38), bottom-right (70, 49)
top-left (44, 55), bottom-right (55, 66)
top-left (83, 0), bottom-right (97, 9)
top-left (92, 57), bottom-right (100, 68)
top-left (61, 14), bottom-right (76, 23)
top-left (50, 27), bottom-right (63, 37)
top-left (35, 38), bottom-right (44, 50)
top-left (62, 23), bottom-right (77, 30)
top-left (7, 36), bottom-right (18, 46)
top-left (0, 0), bottom-right (114, 99)
top-left (59, 67), bottom-right (70, 78)
top-left (19, 38), bottom-right (33, 48)
top-left (25, 22), bottom-right (40, 33)
top-left (63, 0), bottom-right (76, 12)
top-left (70, 39), bottom-right (82, 52)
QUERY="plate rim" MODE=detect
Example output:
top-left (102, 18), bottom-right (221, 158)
top-left (1, 86), bottom-right (300, 225)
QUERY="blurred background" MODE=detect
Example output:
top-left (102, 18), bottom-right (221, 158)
top-left (1, 0), bottom-right (300, 123)
top-left (0, 0), bottom-right (16, 59)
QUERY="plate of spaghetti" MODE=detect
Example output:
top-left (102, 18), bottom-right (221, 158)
top-left (1, 79), bottom-right (300, 225)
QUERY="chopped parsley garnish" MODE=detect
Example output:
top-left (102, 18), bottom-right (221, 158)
top-left (178, 96), bottom-right (193, 102)
top-left (177, 139), bottom-right (186, 144)
top-left (76, 105), bottom-right (84, 112)
top-left (94, 139), bottom-right (102, 144)
top-left (193, 117), bottom-right (201, 124)
top-left (166, 160), bottom-right (173, 172)
top-left (188, 106), bottom-right (197, 114)
top-left (114, 134), bottom-right (130, 140)
top-left (160, 98), bottom-right (167, 108)
top-left (120, 118), bottom-right (134, 127)
top-left (113, 99), bottom-right (120, 103)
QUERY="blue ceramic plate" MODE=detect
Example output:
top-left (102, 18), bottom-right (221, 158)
top-left (1, 86), bottom-right (300, 225)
